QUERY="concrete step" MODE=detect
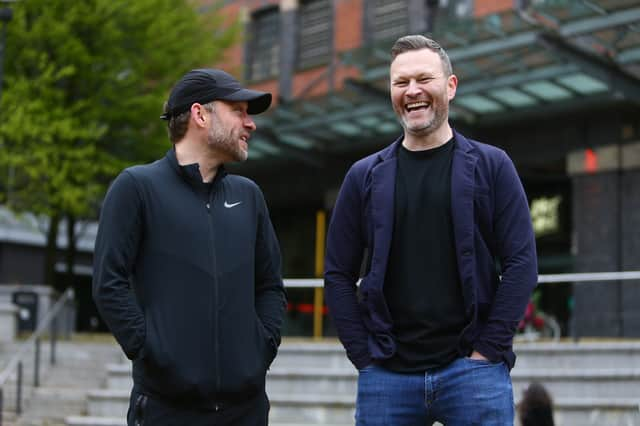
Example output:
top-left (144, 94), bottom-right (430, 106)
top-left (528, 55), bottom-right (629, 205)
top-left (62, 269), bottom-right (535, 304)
top-left (268, 367), bottom-right (640, 401)
top-left (267, 368), bottom-right (356, 398)
top-left (273, 341), bottom-right (640, 370)
top-left (102, 363), bottom-right (357, 393)
top-left (513, 341), bottom-right (640, 369)
top-left (65, 417), bottom-right (353, 426)
top-left (103, 365), bottom-right (129, 390)
top-left (15, 419), bottom-right (66, 426)
top-left (269, 393), bottom-right (354, 424)
top-left (271, 342), bottom-right (349, 370)
top-left (512, 368), bottom-right (640, 400)
top-left (84, 389), bottom-right (356, 422)
top-left (104, 362), bottom-right (640, 401)
top-left (15, 387), bottom-right (93, 424)
top-left (0, 410), bottom-right (19, 425)
top-left (1, 384), bottom-right (37, 415)
top-left (271, 424), bottom-right (352, 426)
top-left (101, 340), bottom-right (640, 375)
top-left (86, 389), bottom-right (127, 418)
top-left (5, 340), bottom-right (122, 425)
top-left (550, 397), bottom-right (640, 426)
top-left (76, 340), bottom-right (640, 426)
top-left (80, 386), bottom-right (640, 426)
top-left (66, 418), bottom-right (124, 426)
top-left (271, 395), bottom-right (640, 425)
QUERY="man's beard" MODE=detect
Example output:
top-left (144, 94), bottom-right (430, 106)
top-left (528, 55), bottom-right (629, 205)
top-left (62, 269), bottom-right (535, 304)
top-left (400, 101), bottom-right (448, 137)
top-left (207, 114), bottom-right (247, 162)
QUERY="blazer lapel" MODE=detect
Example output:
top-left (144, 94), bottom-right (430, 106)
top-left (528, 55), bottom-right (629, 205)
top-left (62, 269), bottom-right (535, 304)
top-left (369, 149), bottom-right (397, 287)
top-left (451, 133), bottom-right (477, 307)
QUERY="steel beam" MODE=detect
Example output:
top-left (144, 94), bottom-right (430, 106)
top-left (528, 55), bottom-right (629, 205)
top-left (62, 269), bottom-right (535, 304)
top-left (457, 64), bottom-right (578, 95)
top-left (359, 7), bottom-right (640, 81)
top-left (258, 128), bottom-right (325, 168)
top-left (538, 32), bottom-right (640, 104)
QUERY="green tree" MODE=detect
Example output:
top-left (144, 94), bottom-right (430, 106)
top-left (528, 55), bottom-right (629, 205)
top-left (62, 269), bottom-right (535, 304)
top-left (0, 0), bottom-right (237, 288)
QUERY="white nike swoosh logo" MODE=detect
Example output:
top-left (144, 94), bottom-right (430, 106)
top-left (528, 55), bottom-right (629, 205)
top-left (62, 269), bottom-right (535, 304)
top-left (224, 201), bottom-right (242, 208)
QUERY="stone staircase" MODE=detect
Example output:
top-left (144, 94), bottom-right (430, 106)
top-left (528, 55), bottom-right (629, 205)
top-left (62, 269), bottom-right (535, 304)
top-left (0, 341), bottom-right (21, 424)
top-left (64, 340), bottom-right (640, 426)
top-left (66, 342), bottom-right (355, 426)
top-left (3, 338), bottom-right (639, 425)
top-left (0, 338), bottom-right (122, 426)
top-left (0, 340), bottom-right (62, 426)
top-left (512, 341), bottom-right (640, 425)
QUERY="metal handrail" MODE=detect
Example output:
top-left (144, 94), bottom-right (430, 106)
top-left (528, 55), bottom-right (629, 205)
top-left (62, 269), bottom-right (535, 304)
top-left (284, 271), bottom-right (640, 340)
top-left (0, 287), bottom-right (74, 425)
top-left (537, 271), bottom-right (640, 283)
top-left (284, 271), bottom-right (640, 289)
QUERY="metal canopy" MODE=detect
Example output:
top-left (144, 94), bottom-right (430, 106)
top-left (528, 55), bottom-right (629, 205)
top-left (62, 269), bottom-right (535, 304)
top-left (248, 1), bottom-right (640, 165)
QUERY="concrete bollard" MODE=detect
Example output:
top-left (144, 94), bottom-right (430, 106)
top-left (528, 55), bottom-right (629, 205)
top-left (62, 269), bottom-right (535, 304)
top-left (0, 303), bottom-right (18, 342)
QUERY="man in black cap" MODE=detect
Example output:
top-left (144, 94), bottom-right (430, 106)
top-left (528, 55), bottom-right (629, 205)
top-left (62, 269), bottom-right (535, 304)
top-left (93, 69), bottom-right (286, 425)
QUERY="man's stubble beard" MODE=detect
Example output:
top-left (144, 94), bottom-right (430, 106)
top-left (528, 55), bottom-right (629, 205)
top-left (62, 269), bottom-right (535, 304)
top-left (207, 113), bottom-right (248, 162)
top-left (399, 99), bottom-right (449, 137)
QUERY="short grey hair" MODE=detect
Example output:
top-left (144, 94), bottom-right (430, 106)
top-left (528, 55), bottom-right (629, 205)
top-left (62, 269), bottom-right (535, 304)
top-left (164, 101), bottom-right (215, 143)
top-left (390, 35), bottom-right (453, 76)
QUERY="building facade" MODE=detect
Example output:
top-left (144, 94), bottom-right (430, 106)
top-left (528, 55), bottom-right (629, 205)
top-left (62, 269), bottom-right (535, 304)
top-left (213, 0), bottom-right (640, 337)
top-left (2, 0), bottom-right (639, 336)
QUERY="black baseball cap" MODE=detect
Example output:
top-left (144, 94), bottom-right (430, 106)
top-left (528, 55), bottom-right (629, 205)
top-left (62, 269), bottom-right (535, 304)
top-left (160, 69), bottom-right (272, 120)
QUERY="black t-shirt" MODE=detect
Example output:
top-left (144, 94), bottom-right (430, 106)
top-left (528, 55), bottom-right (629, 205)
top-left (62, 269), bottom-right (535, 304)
top-left (382, 137), bottom-right (468, 373)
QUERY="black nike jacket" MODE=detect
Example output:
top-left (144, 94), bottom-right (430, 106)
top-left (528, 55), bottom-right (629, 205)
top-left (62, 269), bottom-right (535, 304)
top-left (92, 148), bottom-right (286, 409)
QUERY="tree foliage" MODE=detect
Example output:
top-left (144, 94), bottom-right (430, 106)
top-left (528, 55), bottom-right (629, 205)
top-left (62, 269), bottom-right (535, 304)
top-left (0, 0), bottom-right (237, 285)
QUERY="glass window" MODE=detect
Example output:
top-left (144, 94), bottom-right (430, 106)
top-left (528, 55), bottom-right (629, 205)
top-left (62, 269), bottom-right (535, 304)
top-left (248, 7), bottom-right (280, 81)
top-left (369, 1), bottom-right (474, 42)
top-left (297, 0), bottom-right (332, 69)
top-left (440, 0), bottom-right (474, 20)
top-left (371, 0), bottom-right (409, 42)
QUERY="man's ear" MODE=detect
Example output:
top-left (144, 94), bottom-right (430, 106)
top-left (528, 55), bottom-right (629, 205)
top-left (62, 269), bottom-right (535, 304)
top-left (447, 74), bottom-right (458, 101)
top-left (191, 103), bottom-right (208, 128)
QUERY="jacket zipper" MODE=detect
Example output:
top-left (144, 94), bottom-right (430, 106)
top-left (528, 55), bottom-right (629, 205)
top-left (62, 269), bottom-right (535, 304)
top-left (205, 193), bottom-right (221, 399)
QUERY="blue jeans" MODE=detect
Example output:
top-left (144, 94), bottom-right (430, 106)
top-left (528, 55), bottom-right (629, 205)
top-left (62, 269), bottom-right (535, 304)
top-left (355, 357), bottom-right (514, 425)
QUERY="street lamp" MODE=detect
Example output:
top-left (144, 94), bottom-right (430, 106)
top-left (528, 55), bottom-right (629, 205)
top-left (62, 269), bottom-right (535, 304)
top-left (0, 0), bottom-right (16, 104)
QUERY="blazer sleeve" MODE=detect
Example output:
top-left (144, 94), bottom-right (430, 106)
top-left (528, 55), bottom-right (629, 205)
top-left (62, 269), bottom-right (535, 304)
top-left (92, 171), bottom-right (146, 360)
top-left (473, 151), bottom-right (538, 361)
top-left (324, 166), bottom-right (372, 369)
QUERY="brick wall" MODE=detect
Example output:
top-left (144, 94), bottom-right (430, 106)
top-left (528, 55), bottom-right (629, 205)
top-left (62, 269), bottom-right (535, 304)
top-left (335, 0), bottom-right (362, 52)
top-left (292, 67), bottom-right (329, 98)
top-left (571, 172), bottom-right (622, 336)
top-left (571, 164), bottom-right (640, 338)
top-left (250, 79), bottom-right (280, 105)
top-left (213, 0), bottom-right (514, 100)
top-left (621, 169), bottom-right (640, 336)
top-left (474, 0), bottom-right (513, 17)
top-left (214, 0), bottom-right (364, 99)
top-left (215, 0), bottom-right (281, 78)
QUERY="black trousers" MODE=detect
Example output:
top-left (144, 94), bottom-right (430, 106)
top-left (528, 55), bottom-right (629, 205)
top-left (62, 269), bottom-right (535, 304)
top-left (127, 389), bottom-right (270, 426)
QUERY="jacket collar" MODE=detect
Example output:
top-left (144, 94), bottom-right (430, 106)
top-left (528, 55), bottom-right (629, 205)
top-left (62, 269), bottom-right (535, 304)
top-left (165, 147), bottom-right (227, 187)
top-left (452, 129), bottom-right (475, 154)
top-left (375, 135), bottom-right (403, 163)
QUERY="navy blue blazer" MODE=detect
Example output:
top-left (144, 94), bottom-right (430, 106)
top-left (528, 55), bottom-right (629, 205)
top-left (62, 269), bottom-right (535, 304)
top-left (324, 130), bottom-right (538, 370)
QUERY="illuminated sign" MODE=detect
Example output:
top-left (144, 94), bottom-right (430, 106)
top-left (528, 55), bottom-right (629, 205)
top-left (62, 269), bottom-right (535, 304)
top-left (530, 195), bottom-right (562, 237)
